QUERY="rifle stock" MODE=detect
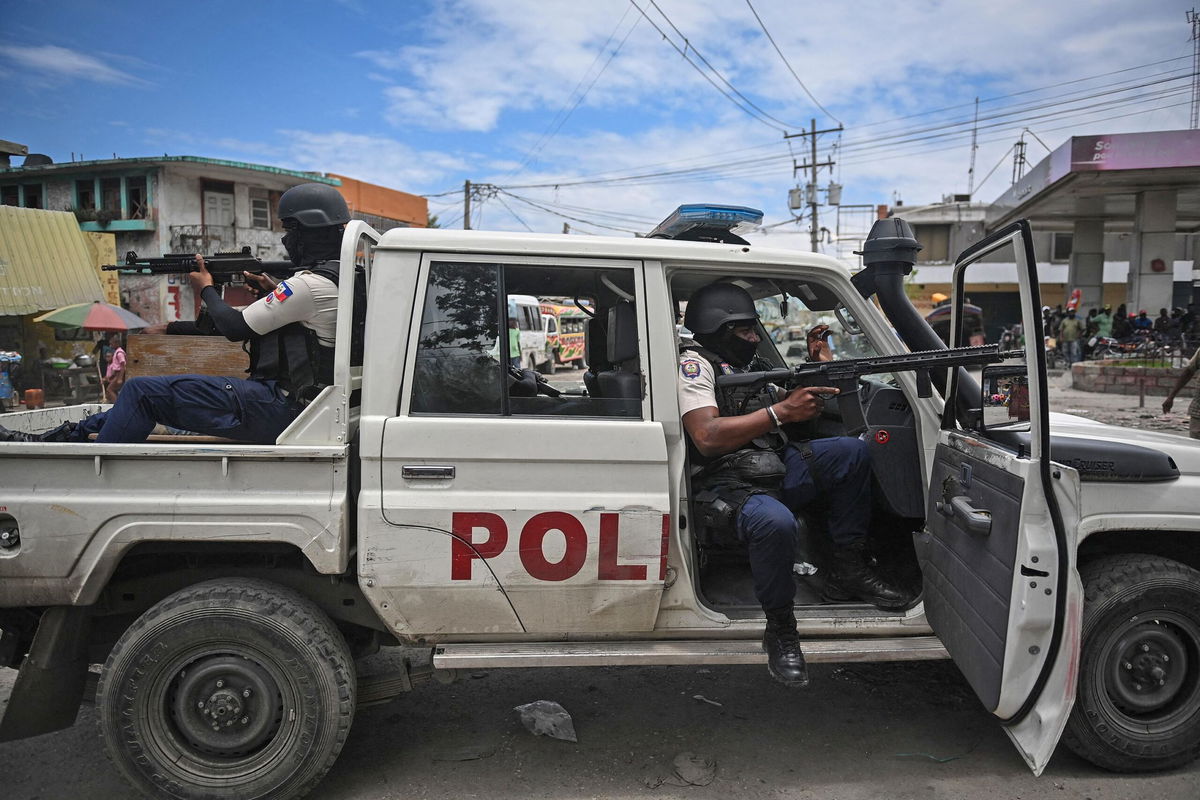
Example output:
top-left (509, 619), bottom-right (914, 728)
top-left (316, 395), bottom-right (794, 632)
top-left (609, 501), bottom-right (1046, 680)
top-left (715, 344), bottom-right (1021, 436)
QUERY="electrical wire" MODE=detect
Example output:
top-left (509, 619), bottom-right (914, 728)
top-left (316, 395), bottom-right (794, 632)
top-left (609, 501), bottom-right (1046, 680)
top-left (501, 190), bottom-right (642, 233)
top-left (494, 193), bottom-right (534, 231)
top-left (507, 8), bottom-right (640, 178)
top-left (852, 55), bottom-right (1192, 129)
top-left (744, 0), bottom-right (840, 126)
top-left (628, 0), bottom-right (797, 133)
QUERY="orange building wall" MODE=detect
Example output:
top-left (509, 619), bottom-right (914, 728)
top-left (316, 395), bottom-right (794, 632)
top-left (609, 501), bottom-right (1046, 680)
top-left (328, 174), bottom-right (428, 227)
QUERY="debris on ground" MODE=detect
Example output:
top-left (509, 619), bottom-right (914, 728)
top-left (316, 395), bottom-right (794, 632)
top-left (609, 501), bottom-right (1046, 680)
top-left (671, 752), bottom-right (717, 786)
top-left (513, 700), bottom-right (578, 742)
top-left (639, 752), bottom-right (718, 788)
top-left (431, 744), bottom-right (497, 762)
top-left (692, 694), bottom-right (723, 707)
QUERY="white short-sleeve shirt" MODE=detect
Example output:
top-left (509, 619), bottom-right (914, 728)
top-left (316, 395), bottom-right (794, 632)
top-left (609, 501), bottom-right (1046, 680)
top-left (240, 270), bottom-right (338, 347)
top-left (677, 351), bottom-right (720, 416)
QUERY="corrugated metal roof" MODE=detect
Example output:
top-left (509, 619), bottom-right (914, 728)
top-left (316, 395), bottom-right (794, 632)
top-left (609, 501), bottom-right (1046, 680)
top-left (0, 206), bottom-right (106, 315)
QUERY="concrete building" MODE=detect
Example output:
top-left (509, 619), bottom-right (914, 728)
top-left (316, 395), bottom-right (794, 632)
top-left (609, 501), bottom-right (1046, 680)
top-left (0, 155), bottom-right (428, 324)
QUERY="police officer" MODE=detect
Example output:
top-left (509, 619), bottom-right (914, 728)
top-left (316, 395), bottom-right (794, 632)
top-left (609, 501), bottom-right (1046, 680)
top-left (678, 282), bottom-right (913, 688)
top-left (72, 182), bottom-right (348, 443)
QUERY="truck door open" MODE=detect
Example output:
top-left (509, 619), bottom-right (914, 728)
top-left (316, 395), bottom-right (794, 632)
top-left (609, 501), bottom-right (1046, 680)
top-left (916, 220), bottom-right (1083, 774)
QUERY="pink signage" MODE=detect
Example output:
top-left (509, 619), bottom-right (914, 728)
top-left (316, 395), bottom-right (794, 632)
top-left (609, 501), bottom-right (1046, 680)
top-left (1069, 130), bottom-right (1200, 172)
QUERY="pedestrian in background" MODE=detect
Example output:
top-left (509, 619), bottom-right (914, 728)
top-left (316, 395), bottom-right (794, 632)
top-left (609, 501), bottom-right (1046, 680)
top-left (1059, 309), bottom-right (1083, 365)
top-left (1162, 346), bottom-right (1200, 439)
top-left (102, 332), bottom-right (126, 404)
top-left (1093, 305), bottom-right (1113, 338)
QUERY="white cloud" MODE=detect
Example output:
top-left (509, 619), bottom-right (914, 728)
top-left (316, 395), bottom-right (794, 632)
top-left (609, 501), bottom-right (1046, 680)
top-left (0, 44), bottom-right (148, 86)
top-left (275, 130), bottom-right (469, 192)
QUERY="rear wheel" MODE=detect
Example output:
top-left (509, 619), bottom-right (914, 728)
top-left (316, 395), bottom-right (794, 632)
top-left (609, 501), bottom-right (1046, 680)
top-left (1063, 555), bottom-right (1200, 772)
top-left (97, 578), bottom-right (356, 800)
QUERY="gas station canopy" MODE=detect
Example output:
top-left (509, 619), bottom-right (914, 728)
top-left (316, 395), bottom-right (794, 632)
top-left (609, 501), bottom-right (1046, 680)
top-left (986, 130), bottom-right (1200, 233)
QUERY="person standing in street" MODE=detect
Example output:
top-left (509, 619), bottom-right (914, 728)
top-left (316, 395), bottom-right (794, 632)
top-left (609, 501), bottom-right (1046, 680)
top-left (1163, 346), bottom-right (1200, 439)
top-left (1093, 305), bottom-right (1113, 339)
top-left (1059, 309), bottom-right (1083, 365)
top-left (102, 332), bottom-right (126, 404)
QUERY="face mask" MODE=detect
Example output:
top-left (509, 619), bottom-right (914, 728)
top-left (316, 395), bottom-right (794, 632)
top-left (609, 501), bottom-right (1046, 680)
top-left (716, 327), bottom-right (759, 368)
top-left (281, 231), bottom-right (303, 265)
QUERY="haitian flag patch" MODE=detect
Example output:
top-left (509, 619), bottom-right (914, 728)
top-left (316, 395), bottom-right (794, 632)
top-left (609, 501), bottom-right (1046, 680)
top-left (272, 281), bottom-right (293, 303)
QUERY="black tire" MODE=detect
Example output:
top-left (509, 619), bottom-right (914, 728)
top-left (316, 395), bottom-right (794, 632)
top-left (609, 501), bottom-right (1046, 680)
top-left (97, 578), bottom-right (356, 800)
top-left (1063, 554), bottom-right (1200, 772)
top-left (543, 352), bottom-right (557, 375)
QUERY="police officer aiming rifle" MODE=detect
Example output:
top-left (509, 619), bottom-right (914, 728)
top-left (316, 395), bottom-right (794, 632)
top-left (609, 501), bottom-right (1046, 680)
top-left (678, 281), bottom-right (915, 689)
top-left (0, 183), bottom-right (348, 444)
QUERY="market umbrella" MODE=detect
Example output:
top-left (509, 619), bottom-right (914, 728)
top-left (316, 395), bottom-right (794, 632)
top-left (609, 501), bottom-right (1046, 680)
top-left (33, 302), bottom-right (151, 403)
top-left (33, 301), bottom-right (152, 331)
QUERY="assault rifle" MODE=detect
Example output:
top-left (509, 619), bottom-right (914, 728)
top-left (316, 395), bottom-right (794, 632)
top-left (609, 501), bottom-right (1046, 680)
top-left (103, 246), bottom-right (295, 287)
top-left (715, 343), bottom-right (1022, 436)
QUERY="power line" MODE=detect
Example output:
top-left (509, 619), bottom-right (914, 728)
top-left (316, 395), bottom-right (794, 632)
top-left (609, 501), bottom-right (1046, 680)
top-left (744, 0), bottom-right (840, 126)
top-left (628, 0), bottom-right (797, 132)
top-left (494, 193), bottom-right (534, 231)
top-left (852, 55), bottom-right (1192, 130)
top-left (501, 190), bottom-right (642, 233)
top-left (839, 71), bottom-right (1194, 152)
top-left (507, 8), bottom-right (640, 177)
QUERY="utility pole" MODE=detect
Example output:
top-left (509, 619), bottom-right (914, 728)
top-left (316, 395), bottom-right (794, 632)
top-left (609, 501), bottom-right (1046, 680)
top-left (1011, 136), bottom-right (1028, 185)
top-left (463, 180), bottom-right (472, 230)
top-left (784, 118), bottom-right (841, 252)
top-left (1189, 8), bottom-right (1200, 129)
top-left (967, 97), bottom-right (979, 198)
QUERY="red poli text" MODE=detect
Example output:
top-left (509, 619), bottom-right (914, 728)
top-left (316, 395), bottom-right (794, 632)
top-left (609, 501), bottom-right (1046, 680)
top-left (451, 511), bottom-right (670, 582)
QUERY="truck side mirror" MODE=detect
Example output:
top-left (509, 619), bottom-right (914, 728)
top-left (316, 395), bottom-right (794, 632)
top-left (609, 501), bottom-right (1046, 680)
top-left (980, 364), bottom-right (1031, 432)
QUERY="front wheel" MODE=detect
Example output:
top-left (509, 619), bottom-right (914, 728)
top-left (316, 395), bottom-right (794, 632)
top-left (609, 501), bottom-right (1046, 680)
top-left (1063, 555), bottom-right (1200, 772)
top-left (97, 578), bottom-right (356, 800)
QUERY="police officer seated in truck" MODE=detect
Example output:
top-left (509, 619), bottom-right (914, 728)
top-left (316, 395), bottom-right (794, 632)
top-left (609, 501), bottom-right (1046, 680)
top-left (678, 281), bottom-right (914, 688)
top-left (0, 183), bottom-right (346, 445)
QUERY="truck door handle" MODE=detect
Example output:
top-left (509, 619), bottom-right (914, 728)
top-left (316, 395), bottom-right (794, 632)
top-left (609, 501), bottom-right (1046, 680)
top-left (937, 495), bottom-right (992, 536)
top-left (401, 465), bottom-right (456, 480)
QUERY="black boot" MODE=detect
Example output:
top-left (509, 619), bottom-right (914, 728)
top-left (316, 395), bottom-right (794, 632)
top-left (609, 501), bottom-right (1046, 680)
top-left (0, 421), bottom-right (75, 443)
top-left (823, 542), bottom-right (915, 611)
top-left (762, 606), bottom-right (809, 688)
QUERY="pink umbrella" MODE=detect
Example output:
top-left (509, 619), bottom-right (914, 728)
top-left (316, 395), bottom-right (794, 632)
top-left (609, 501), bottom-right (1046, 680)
top-left (33, 301), bottom-right (152, 331)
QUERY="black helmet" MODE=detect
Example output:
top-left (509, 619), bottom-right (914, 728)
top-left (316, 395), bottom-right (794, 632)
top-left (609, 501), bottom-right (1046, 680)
top-left (277, 183), bottom-right (351, 228)
top-left (684, 282), bottom-right (758, 335)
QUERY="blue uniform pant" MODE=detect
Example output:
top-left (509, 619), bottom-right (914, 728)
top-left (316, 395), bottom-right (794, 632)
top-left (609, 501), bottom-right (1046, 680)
top-left (734, 437), bottom-right (871, 611)
top-left (71, 375), bottom-right (300, 444)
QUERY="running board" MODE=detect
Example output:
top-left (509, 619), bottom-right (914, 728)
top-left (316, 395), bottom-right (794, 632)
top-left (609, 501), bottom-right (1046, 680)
top-left (433, 636), bottom-right (947, 669)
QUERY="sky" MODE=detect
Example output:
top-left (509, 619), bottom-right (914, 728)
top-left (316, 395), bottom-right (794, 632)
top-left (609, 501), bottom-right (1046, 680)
top-left (0, 0), bottom-right (1195, 252)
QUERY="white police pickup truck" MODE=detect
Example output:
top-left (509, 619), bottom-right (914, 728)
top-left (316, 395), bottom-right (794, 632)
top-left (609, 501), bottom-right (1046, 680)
top-left (1, 208), bottom-right (1198, 800)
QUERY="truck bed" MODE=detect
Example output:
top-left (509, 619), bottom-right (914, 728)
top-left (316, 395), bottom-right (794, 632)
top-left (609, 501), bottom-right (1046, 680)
top-left (0, 404), bottom-right (351, 607)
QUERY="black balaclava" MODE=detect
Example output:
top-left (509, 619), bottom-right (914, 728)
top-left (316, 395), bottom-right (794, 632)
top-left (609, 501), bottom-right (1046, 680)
top-left (695, 322), bottom-right (758, 368)
top-left (282, 226), bottom-right (343, 267)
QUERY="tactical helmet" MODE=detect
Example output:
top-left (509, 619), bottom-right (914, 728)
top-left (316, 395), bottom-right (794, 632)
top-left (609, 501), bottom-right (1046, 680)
top-left (277, 183), bottom-right (351, 228)
top-left (684, 282), bottom-right (758, 335)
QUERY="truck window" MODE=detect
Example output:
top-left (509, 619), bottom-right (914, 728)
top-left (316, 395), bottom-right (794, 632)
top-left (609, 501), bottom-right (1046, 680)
top-left (409, 261), bottom-right (641, 419)
top-left (410, 262), bottom-right (504, 415)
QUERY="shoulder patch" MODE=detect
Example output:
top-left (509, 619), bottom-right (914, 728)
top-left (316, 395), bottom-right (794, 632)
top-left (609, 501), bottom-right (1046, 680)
top-left (272, 281), bottom-right (294, 303)
top-left (718, 362), bottom-right (735, 375)
top-left (680, 360), bottom-right (702, 379)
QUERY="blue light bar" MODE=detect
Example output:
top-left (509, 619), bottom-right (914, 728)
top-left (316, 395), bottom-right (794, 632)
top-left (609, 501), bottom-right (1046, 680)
top-left (647, 204), bottom-right (764, 240)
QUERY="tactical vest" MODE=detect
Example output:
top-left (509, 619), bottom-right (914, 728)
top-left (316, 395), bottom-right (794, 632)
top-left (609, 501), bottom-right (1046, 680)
top-left (682, 344), bottom-right (787, 539)
top-left (681, 344), bottom-right (786, 469)
top-left (248, 261), bottom-right (341, 403)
